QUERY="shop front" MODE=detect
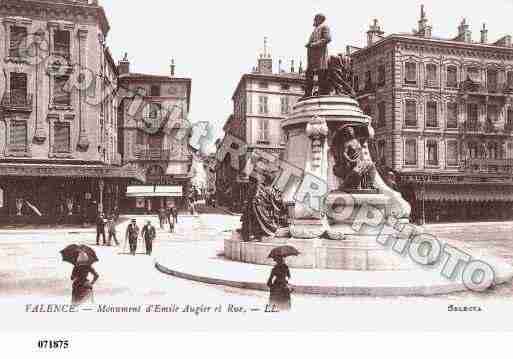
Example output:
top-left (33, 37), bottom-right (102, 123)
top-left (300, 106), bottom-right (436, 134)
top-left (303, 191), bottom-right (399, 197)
top-left (124, 184), bottom-right (185, 214)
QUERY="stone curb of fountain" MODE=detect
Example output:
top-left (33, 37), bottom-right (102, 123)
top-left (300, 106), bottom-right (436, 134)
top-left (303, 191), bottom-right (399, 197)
top-left (154, 242), bottom-right (513, 297)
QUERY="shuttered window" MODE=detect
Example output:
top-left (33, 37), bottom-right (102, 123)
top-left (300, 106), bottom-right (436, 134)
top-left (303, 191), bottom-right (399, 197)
top-left (404, 100), bottom-right (417, 127)
top-left (280, 97), bottom-right (290, 114)
top-left (487, 70), bottom-right (498, 92)
top-left (54, 123), bottom-right (71, 153)
top-left (10, 72), bottom-right (28, 104)
top-left (10, 26), bottom-right (27, 57)
top-left (405, 62), bottom-right (417, 84)
top-left (468, 103), bottom-right (478, 128)
top-left (54, 76), bottom-right (71, 106)
top-left (258, 119), bottom-right (270, 142)
top-left (446, 66), bottom-right (458, 88)
top-left (54, 30), bottom-right (70, 59)
top-left (9, 120), bottom-right (28, 151)
top-left (258, 96), bottom-right (268, 114)
top-left (405, 139), bottom-right (417, 165)
top-left (446, 141), bottom-right (459, 166)
top-left (426, 101), bottom-right (438, 127)
top-left (425, 64), bottom-right (438, 87)
top-left (447, 102), bottom-right (458, 129)
top-left (426, 141), bottom-right (438, 166)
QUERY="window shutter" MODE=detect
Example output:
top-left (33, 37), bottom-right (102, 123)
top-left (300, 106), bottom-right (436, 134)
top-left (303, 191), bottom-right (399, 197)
top-left (54, 123), bottom-right (70, 153)
top-left (10, 121), bottom-right (27, 151)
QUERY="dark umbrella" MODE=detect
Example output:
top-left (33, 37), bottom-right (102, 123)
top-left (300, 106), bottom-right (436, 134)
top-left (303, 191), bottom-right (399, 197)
top-left (60, 244), bottom-right (98, 266)
top-left (268, 245), bottom-right (300, 259)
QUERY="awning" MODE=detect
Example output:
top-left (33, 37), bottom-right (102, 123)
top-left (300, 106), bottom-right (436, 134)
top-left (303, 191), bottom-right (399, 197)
top-left (126, 185), bottom-right (182, 198)
top-left (0, 163), bottom-right (145, 182)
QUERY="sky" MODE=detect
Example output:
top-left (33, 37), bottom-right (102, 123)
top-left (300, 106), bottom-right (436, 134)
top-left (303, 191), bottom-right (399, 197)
top-left (102, 0), bottom-right (513, 152)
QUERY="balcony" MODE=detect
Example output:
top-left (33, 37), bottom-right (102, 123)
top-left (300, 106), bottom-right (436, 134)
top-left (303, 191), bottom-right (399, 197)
top-left (134, 148), bottom-right (171, 161)
top-left (1, 92), bottom-right (33, 112)
top-left (463, 158), bottom-right (513, 174)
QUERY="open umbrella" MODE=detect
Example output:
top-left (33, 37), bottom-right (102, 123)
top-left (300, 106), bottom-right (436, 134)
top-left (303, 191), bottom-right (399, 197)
top-left (60, 244), bottom-right (98, 266)
top-left (268, 245), bottom-right (300, 259)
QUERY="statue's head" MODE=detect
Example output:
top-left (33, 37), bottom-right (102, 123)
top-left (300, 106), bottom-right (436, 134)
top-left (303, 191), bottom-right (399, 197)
top-left (342, 126), bottom-right (356, 139)
top-left (313, 13), bottom-right (326, 26)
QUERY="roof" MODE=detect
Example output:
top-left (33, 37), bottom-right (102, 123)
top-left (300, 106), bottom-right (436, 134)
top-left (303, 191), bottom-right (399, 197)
top-left (2, 0), bottom-right (110, 35)
top-left (351, 33), bottom-right (513, 58)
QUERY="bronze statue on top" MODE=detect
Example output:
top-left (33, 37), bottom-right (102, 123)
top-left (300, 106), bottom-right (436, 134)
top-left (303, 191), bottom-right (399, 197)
top-left (331, 125), bottom-right (376, 191)
top-left (303, 14), bottom-right (356, 99)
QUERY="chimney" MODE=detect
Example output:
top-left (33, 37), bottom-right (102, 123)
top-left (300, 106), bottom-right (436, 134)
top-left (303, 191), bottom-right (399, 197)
top-left (417, 4), bottom-right (432, 38)
top-left (170, 58), bottom-right (175, 77)
top-left (367, 19), bottom-right (384, 46)
top-left (118, 52), bottom-right (130, 75)
top-left (480, 23), bottom-right (488, 44)
top-left (257, 37), bottom-right (273, 74)
top-left (457, 18), bottom-right (472, 43)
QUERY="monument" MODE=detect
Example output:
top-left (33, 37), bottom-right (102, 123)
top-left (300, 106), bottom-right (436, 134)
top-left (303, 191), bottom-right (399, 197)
top-left (224, 13), bottom-right (417, 271)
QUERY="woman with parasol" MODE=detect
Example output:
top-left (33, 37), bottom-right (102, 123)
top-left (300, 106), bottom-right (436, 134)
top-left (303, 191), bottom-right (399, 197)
top-left (61, 245), bottom-right (99, 305)
top-left (266, 246), bottom-right (299, 311)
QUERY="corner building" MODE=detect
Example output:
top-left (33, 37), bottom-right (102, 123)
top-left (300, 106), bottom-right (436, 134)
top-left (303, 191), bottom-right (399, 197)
top-left (349, 6), bottom-right (513, 223)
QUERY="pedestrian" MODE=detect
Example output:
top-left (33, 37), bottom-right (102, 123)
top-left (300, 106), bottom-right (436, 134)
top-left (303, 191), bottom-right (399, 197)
top-left (158, 207), bottom-right (166, 229)
top-left (267, 256), bottom-right (292, 311)
top-left (141, 220), bottom-right (156, 255)
top-left (96, 213), bottom-right (107, 246)
top-left (71, 252), bottom-right (99, 305)
top-left (171, 204), bottom-right (178, 225)
top-left (107, 217), bottom-right (119, 246)
top-left (169, 212), bottom-right (175, 233)
top-left (125, 218), bottom-right (139, 255)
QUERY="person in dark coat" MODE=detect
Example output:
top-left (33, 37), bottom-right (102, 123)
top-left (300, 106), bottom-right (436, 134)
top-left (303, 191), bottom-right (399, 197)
top-left (141, 220), bottom-right (156, 255)
top-left (171, 205), bottom-right (178, 225)
top-left (71, 252), bottom-right (99, 305)
top-left (96, 213), bottom-right (107, 246)
top-left (267, 256), bottom-right (292, 311)
top-left (158, 207), bottom-right (167, 229)
top-left (125, 219), bottom-right (140, 255)
top-left (107, 217), bottom-right (119, 246)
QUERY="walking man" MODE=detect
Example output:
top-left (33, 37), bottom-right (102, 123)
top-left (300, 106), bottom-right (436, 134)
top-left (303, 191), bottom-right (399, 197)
top-left (171, 204), bottom-right (178, 225)
top-left (107, 217), bottom-right (119, 246)
top-left (141, 220), bottom-right (156, 255)
top-left (96, 213), bottom-right (107, 246)
top-left (125, 219), bottom-right (140, 255)
top-left (158, 207), bottom-right (166, 229)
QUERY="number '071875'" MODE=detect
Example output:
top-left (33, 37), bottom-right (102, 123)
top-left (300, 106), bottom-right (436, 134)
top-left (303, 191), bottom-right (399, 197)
top-left (37, 340), bottom-right (69, 350)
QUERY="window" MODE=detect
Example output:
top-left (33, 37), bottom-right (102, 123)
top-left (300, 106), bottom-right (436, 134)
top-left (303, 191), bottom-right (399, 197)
top-left (136, 130), bottom-right (144, 145)
top-left (53, 122), bottom-right (71, 153)
top-left (488, 142), bottom-right (500, 159)
top-left (468, 142), bottom-right (478, 159)
top-left (447, 102), bottom-right (458, 129)
top-left (150, 85), bottom-right (161, 97)
top-left (9, 120), bottom-right (28, 152)
top-left (378, 65), bottom-right (385, 87)
top-left (446, 141), bottom-right (459, 166)
top-left (405, 139), bottom-right (417, 165)
top-left (426, 101), bottom-right (438, 127)
top-left (54, 30), bottom-right (70, 59)
top-left (426, 140), bottom-right (439, 166)
top-left (9, 26), bottom-right (27, 58)
top-left (404, 100), bottom-right (417, 127)
top-left (258, 81), bottom-right (269, 89)
top-left (425, 64), bottom-right (438, 87)
top-left (467, 67), bottom-right (479, 81)
top-left (377, 139), bottom-right (386, 166)
top-left (365, 71), bottom-right (373, 90)
top-left (488, 104), bottom-right (499, 123)
top-left (487, 70), bottom-right (498, 93)
top-left (54, 75), bottom-right (71, 106)
top-left (280, 97), bottom-right (290, 115)
top-left (508, 72), bottom-right (513, 87)
top-left (258, 119), bottom-right (270, 142)
top-left (507, 108), bottom-right (513, 130)
top-left (258, 96), bottom-right (268, 114)
top-left (10, 72), bottom-right (28, 105)
top-left (377, 102), bottom-right (386, 128)
top-left (405, 62), bottom-right (417, 84)
top-left (148, 103), bottom-right (161, 119)
top-left (353, 76), bottom-right (359, 92)
top-left (281, 84), bottom-right (290, 91)
top-left (446, 66), bottom-right (458, 88)
top-left (467, 103), bottom-right (478, 129)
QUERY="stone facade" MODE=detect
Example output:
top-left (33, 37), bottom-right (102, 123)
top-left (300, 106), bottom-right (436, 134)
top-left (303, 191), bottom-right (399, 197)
top-left (216, 43), bottom-right (305, 211)
top-left (349, 6), bottom-right (513, 223)
top-left (117, 56), bottom-right (192, 213)
top-left (0, 0), bottom-right (130, 223)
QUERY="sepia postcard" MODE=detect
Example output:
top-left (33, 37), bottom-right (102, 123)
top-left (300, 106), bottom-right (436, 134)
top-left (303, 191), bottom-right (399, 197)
top-left (1, 0), bottom-right (513, 354)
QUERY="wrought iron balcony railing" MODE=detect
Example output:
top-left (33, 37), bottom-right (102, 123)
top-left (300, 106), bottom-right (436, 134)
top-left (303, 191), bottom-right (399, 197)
top-left (463, 158), bottom-right (513, 174)
top-left (134, 148), bottom-right (171, 161)
top-left (1, 92), bottom-right (33, 112)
